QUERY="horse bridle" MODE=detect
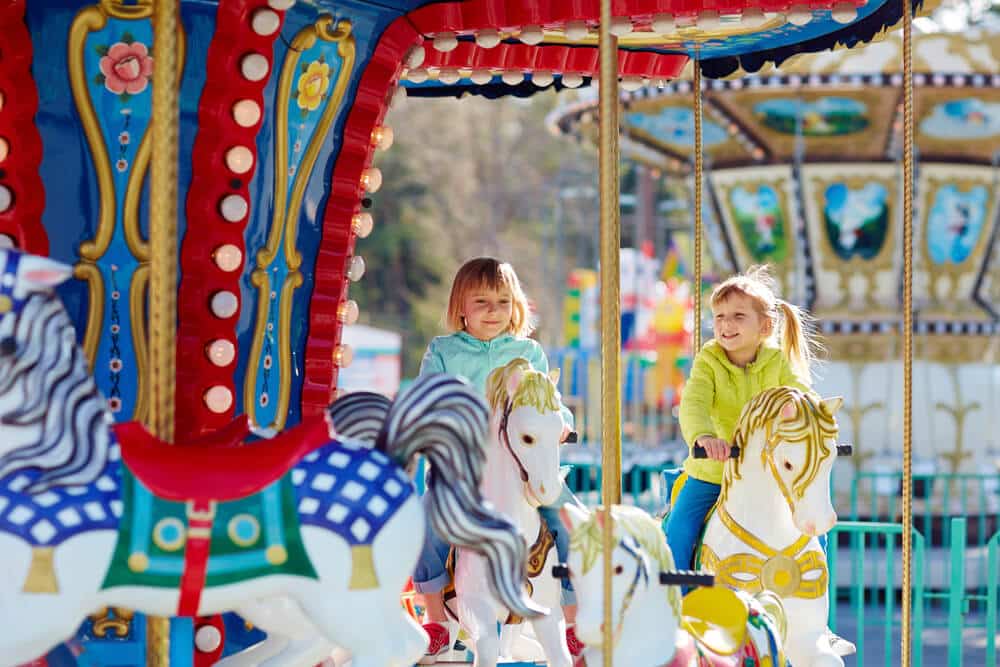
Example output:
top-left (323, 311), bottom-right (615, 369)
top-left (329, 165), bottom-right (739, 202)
top-left (498, 400), bottom-right (532, 485)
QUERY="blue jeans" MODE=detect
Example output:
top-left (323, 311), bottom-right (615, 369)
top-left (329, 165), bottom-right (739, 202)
top-left (414, 482), bottom-right (580, 605)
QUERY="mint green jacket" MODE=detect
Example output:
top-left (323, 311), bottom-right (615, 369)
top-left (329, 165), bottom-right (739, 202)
top-left (419, 331), bottom-right (574, 429)
top-left (680, 339), bottom-right (810, 484)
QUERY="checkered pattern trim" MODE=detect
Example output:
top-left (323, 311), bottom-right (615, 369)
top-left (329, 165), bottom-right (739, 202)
top-left (293, 439), bottom-right (413, 545)
top-left (0, 446), bottom-right (122, 546)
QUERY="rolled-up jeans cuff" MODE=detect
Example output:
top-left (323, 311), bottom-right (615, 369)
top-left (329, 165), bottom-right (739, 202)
top-left (560, 588), bottom-right (576, 606)
top-left (413, 572), bottom-right (452, 594)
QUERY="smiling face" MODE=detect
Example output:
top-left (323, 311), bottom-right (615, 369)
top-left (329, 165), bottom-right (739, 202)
top-left (461, 286), bottom-right (514, 341)
top-left (711, 293), bottom-right (770, 362)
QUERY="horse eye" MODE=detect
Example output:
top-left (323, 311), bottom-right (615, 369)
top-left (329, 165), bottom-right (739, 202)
top-left (614, 564), bottom-right (624, 575)
top-left (783, 460), bottom-right (793, 471)
top-left (0, 337), bottom-right (16, 356)
top-left (522, 434), bottom-right (535, 445)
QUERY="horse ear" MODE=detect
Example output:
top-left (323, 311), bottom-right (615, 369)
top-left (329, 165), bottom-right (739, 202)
top-left (20, 254), bottom-right (74, 289)
top-left (780, 401), bottom-right (797, 421)
top-left (820, 396), bottom-right (844, 416)
top-left (548, 368), bottom-right (561, 385)
top-left (505, 367), bottom-right (524, 397)
top-left (559, 503), bottom-right (589, 533)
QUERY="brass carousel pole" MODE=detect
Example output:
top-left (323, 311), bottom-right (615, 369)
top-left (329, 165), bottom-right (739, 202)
top-left (900, 0), bottom-right (915, 663)
top-left (598, 0), bottom-right (622, 663)
top-left (692, 63), bottom-right (703, 353)
top-left (147, 0), bottom-right (181, 663)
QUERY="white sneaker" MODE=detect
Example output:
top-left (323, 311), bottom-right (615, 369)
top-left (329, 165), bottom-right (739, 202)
top-left (825, 628), bottom-right (857, 656)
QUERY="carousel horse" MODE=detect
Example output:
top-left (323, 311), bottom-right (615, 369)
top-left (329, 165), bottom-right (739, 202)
top-left (0, 248), bottom-right (540, 667)
top-left (451, 358), bottom-right (573, 667)
top-left (556, 503), bottom-right (788, 667)
top-left (696, 387), bottom-right (852, 667)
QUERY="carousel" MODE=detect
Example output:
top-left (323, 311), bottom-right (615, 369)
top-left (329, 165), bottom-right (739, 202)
top-left (0, 0), bottom-right (930, 665)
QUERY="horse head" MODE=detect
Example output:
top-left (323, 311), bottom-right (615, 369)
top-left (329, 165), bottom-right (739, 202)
top-left (726, 387), bottom-right (846, 537)
top-left (485, 358), bottom-right (565, 507)
top-left (557, 504), bottom-right (685, 652)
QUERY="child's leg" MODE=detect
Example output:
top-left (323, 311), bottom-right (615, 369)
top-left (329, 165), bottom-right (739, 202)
top-left (413, 503), bottom-right (453, 622)
top-left (662, 477), bottom-right (721, 570)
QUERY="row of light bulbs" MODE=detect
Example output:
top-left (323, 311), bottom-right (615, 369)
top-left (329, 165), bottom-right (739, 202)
top-left (423, 3), bottom-right (860, 56)
top-left (0, 91), bottom-right (11, 217)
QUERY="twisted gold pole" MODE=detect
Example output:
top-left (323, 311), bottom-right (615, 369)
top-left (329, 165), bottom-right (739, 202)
top-left (598, 0), bottom-right (622, 663)
top-left (900, 0), bottom-right (915, 663)
top-left (147, 0), bottom-right (181, 663)
top-left (693, 64), bottom-right (703, 353)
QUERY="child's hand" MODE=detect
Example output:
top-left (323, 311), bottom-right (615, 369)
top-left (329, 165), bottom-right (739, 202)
top-left (561, 424), bottom-right (571, 443)
top-left (696, 437), bottom-right (731, 461)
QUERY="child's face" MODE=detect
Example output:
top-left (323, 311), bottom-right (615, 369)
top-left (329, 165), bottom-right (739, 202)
top-left (712, 293), bottom-right (769, 359)
top-left (461, 285), bottom-right (514, 341)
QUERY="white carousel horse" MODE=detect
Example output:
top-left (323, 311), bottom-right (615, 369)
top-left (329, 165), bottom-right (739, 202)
top-left (451, 358), bottom-right (573, 667)
top-left (557, 503), bottom-right (788, 667)
top-left (697, 386), bottom-right (851, 667)
top-left (0, 248), bottom-right (540, 667)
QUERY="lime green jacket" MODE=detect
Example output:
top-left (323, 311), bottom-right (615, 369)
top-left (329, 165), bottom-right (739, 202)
top-left (680, 339), bottom-right (810, 485)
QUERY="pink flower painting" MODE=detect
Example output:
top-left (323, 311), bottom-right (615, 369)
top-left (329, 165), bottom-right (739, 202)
top-left (100, 42), bottom-right (153, 96)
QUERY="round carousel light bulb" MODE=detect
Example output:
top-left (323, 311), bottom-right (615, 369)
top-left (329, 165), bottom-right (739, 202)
top-left (561, 73), bottom-right (584, 88)
top-left (251, 8), bottom-right (281, 35)
top-left (195, 625), bottom-right (223, 653)
top-left (787, 5), bottom-right (813, 26)
top-left (346, 255), bottom-right (366, 282)
top-left (501, 71), bottom-right (524, 86)
top-left (532, 71), bottom-right (554, 87)
top-left (240, 53), bottom-right (270, 82)
top-left (361, 167), bottom-right (382, 193)
top-left (220, 194), bottom-right (249, 222)
top-left (267, 0), bottom-right (296, 9)
top-left (831, 2), bottom-right (857, 23)
top-left (438, 68), bottom-right (461, 85)
top-left (207, 339), bottom-right (236, 367)
top-left (470, 70), bottom-right (493, 85)
top-left (475, 29), bottom-right (501, 48)
top-left (741, 7), bottom-right (767, 26)
top-left (609, 17), bottom-right (633, 36)
top-left (226, 146), bottom-right (254, 174)
top-left (214, 244), bottom-right (243, 272)
top-left (519, 25), bottom-right (544, 45)
top-left (405, 45), bottom-right (426, 68)
top-left (564, 21), bottom-right (589, 41)
top-left (406, 68), bottom-right (429, 84)
top-left (232, 99), bottom-right (262, 127)
top-left (338, 300), bottom-right (359, 325)
top-left (352, 212), bottom-right (374, 238)
top-left (0, 137), bottom-right (8, 163)
top-left (334, 344), bottom-right (354, 368)
top-left (371, 125), bottom-right (394, 150)
top-left (621, 76), bottom-right (645, 92)
top-left (0, 234), bottom-right (15, 249)
top-left (210, 290), bottom-right (239, 319)
top-left (652, 13), bottom-right (676, 33)
top-left (204, 386), bottom-right (234, 414)
top-left (433, 32), bottom-right (459, 52)
top-left (697, 11), bottom-right (722, 29)
top-left (0, 185), bottom-right (11, 213)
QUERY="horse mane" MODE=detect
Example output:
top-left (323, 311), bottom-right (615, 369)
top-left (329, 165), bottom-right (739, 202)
top-left (484, 358), bottom-right (560, 415)
top-left (569, 505), bottom-right (682, 619)
top-left (721, 387), bottom-right (838, 504)
top-left (0, 291), bottom-right (112, 493)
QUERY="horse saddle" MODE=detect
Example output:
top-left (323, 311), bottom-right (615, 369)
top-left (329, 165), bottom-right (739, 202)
top-left (680, 586), bottom-right (751, 659)
top-left (114, 416), bottom-right (332, 502)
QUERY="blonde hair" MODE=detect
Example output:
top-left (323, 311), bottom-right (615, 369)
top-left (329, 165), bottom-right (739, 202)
top-left (446, 257), bottom-right (533, 337)
top-left (710, 265), bottom-right (819, 384)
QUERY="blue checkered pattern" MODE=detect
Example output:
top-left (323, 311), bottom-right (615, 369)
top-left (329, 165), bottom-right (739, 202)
top-left (0, 446), bottom-right (122, 546)
top-left (292, 439), bottom-right (413, 545)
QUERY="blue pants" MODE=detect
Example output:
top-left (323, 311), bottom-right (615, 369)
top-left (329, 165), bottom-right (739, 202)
top-left (414, 482), bottom-right (580, 605)
top-left (662, 475), bottom-right (830, 571)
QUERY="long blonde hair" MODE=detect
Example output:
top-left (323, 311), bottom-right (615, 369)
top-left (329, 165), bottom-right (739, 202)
top-left (710, 265), bottom-right (819, 383)
top-left (446, 257), bottom-right (533, 337)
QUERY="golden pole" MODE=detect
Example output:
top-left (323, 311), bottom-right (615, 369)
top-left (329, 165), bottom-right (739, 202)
top-left (598, 0), bottom-right (622, 663)
top-left (692, 64), bottom-right (703, 353)
top-left (147, 0), bottom-right (181, 663)
top-left (900, 0), bottom-right (915, 662)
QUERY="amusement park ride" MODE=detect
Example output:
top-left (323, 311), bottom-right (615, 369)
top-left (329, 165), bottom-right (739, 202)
top-left (0, 0), bottom-right (947, 665)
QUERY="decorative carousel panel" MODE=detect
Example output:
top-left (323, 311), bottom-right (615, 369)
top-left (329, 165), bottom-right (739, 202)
top-left (982, 229), bottom-right (1000, 319)
top-left (709, 86), bottom-right (898, 163)
top-left (914, 87), bottom-right (1000, 164)
top-left (623, 101), bottom-right (751, 166)
top-left (709, 166), bottom-right (799, 297)
top-left (800, 163), bottom-right (899, 319)
top-left (916, 164), bottom-right (998, 322)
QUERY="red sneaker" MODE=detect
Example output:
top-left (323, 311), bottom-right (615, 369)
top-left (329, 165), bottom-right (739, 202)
top-left (566, 625), bottom-right (585, 658)
top-left (423, 622), bottom-right (451, 658)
